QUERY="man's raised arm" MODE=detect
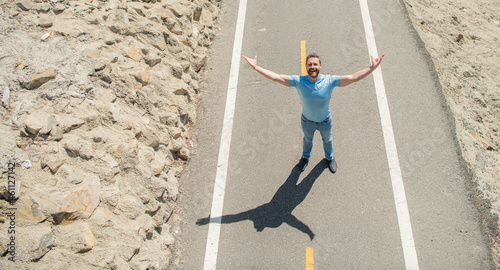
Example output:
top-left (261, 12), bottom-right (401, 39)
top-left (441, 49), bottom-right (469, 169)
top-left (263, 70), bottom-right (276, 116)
top-left (242, 55), bottom-right (291, 87)
top-left (339, 53), bottom-right (386, 87)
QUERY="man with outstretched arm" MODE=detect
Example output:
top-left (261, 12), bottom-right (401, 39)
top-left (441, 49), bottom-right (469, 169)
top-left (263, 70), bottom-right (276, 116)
top-left (242, 52), bottom-right (385, 173)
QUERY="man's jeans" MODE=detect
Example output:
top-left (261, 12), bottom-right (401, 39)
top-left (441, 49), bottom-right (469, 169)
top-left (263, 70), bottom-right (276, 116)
top-left (301, 114), bottom-right (334, 160)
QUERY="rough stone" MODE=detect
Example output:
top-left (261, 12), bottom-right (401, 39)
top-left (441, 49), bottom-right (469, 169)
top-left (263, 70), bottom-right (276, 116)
top-left (144, 53), bottom-right (162, 67)
top-left (178, 146), bottom-right (190, 160)
top-left (49, 125), bottom-right (64, 141)
top-left (32, 232), bottom-right (54, 261)
top-left (57, 164), bottom-right (85, 185)
top-left (165, 18), bottom-right (183, 35)
top-left (94, 61), bottom-right (106, 72)
top-left (192, 53), bottom-right (207, 72)
top-left (170, 62), bottom-right (184, 79)
top-left (130, 240), bottom-right (169, 270)
top-left (127, 47), bottom-right (142, 62)
top-left (200, 8), bottom-right (214, 27)
top-left (170, 139), bottom-right (184, 152)
top-left (170, 2), bottom-right (191, 18)
top-left (169, 127), bottom-right (182, 139)
top-left (133, 66), bottom-right (151, 85)
top-left (54, 222), bottom-right (95, 253)
top-left (16, 0), bottom-right (32, 11)
top-left (193, 6), bottom-right (203, 21)
top-left (23, 114), bottom-right (45, 135)
top-left (52, 3), bottom-right (66, 14)
top-left (101, 153), bottom-right (120, 174)
top-left (116, 194), bottom-right (145, 220)
top-left (1, 86), bottom-right (9, 108)
top-left (56, 115), bottom-right (85, 134)
top-left (162, 171), bottom-right (179, 202)
top-left (41, 156), bottom-right (65, 174)
top-left (171, 78), bottom-right (190, 95)
top-left (14, 196), bottom-right (45, 222)
top-left (38, 14), bottom-right (53, 28)
top-left (16, 223), bottom-right (53, 262)
top-left (21, 110), bottom-right (57, 136)
top-left (23, 67), bottom-right (58, 90)
top-left (161, 229), bottom-right (176, 247)
top-left (159, 110), bottom-right (179, 126)
top-left (40, 114), bottom-right (58, 135)
top-left (137, 214), bottom-right (156, 240)
top-left (62, 134), bottom-right (82, 157)
top-left (52, 172), bottom-right (101, 224)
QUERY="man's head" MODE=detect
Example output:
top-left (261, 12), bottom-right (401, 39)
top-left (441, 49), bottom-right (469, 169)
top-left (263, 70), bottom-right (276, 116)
top-left (305, 53), bottom-right (322, 81)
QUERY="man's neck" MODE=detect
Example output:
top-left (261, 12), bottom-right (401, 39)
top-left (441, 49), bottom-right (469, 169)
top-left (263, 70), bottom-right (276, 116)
top-left (308, 74), bottom-right (320, 81)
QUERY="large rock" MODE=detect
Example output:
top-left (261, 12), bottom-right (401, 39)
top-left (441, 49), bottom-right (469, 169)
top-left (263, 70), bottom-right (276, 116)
top-left (57, 164), bottom-right (85, 185)
top-left (127, 47), bottom-right (142, 62)
top-left (116, 193), bottom-right (145, 220)
top-left (16, 0), bottom-right (32, 11)
top-left (165, 17), bottom-right (183, 35)
top-left (144, 52), bottom-right (163, 67)
top-left (51, 172), bottom-right (101, 224)
top-left (40, 155), bottom-right (65, 174)
top-left (192, 53), bottom-right (208, 72)
top-left (130, 240), bottom-right (170, 270)
top-left (99, 153), bottom-right (120, 180)
top-left (163, 170), bottom-right (180, 202)
top-left (200, 8), bottom-right (214, 27)
top-left (53, 222), bottom-right (95, 253)
top-left (16, 223), bottom-right (53, 262)
top-left (170, 78), bottom-right (190, 95)
top-left (32, 231), bottom-right (54, 261)
top-left (56, 114), bottom-right (85, 134)
top-left (170, 2), bottom-right (191, 18)
top-left (38, 14), bottom-right (53, 28)
top-left (23, 67), bottom-right (57, 90)
top-left (61, 134), bottom-right (97, 160)
top-left (14, 195), bottom-right (45, 222)
top-left (22, 110), bottom-right (55, 136)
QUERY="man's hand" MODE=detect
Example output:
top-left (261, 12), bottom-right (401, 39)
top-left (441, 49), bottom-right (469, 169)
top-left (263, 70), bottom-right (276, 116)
top-left (241, 55), bottom-right (291, 86)
top-left (242, 55), bottom-right (257, 69)
top-left (196, 216), bottom-right (211, 225)
top-left (370, 53), bottom-right (386, 70)
top-left (339, 53), bottom-right (387, 87)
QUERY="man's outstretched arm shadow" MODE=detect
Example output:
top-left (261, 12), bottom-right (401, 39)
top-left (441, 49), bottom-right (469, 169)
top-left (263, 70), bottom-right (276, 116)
top-left (196, 210), bottom-right (254, 226)
top-left (286, 214), bottom-right (315, 240)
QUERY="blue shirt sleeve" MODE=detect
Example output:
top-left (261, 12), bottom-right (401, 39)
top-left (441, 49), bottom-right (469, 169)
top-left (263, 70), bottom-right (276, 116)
top-left (331, 75), bottom-right (341, 88)
top-left (288, 75), bottom-right (300, 87)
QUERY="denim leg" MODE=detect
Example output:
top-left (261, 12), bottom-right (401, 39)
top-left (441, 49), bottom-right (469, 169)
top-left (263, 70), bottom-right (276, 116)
top-left (318, 116), bottom-right (334, 160)
top-left (301, 115), bottom-right (315, 159)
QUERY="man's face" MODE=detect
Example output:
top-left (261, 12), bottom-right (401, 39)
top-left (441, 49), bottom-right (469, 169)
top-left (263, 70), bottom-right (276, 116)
top-left (306, 57), bottom-right (322, 80)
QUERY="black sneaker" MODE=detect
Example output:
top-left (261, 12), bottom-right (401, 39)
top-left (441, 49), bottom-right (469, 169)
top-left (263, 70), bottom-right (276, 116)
top-left (298, 158), bottom-right (309, 172)
top-left (327, 158), bottom-right (337, 174)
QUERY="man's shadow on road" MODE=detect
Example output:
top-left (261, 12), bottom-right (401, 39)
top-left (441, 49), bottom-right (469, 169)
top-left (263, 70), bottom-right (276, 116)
top-left (196, 159), bottom-right (328, 240)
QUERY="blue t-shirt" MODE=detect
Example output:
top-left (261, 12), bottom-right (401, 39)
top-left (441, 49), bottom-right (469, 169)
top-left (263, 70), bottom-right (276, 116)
top-left (288, 74), bottom-right (341, 122)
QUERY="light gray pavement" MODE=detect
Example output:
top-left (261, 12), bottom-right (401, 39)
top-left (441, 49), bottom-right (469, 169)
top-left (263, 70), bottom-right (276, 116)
top-left (178, 0), bottom-right (494, 269)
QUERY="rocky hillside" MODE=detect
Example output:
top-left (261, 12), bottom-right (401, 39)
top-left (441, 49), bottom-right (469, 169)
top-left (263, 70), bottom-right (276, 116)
top-left (0, 0), bottom-right (219, 269)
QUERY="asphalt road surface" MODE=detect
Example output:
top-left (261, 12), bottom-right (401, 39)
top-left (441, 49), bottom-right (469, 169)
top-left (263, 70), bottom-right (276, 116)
top-left (178, 0), bottom-right (494, 269)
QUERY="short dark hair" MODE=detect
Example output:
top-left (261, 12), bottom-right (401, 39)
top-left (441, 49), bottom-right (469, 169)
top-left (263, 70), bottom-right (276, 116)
top-left (306, 53), bottom-right (321, 64)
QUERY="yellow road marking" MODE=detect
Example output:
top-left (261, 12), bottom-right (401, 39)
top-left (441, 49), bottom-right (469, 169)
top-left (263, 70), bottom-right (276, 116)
top-left (301, 40), bottom-right (307, 76)
top-left (302, 41), bottom-right (312, 270)
top-left (306, 247), bottom-right (314, 270)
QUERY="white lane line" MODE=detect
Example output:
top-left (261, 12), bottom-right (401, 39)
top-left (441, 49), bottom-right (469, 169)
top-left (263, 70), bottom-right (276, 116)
top-left (358, 0), bottom-right (420, 269)
top-left (203, 0), bottom-right (248, 269)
